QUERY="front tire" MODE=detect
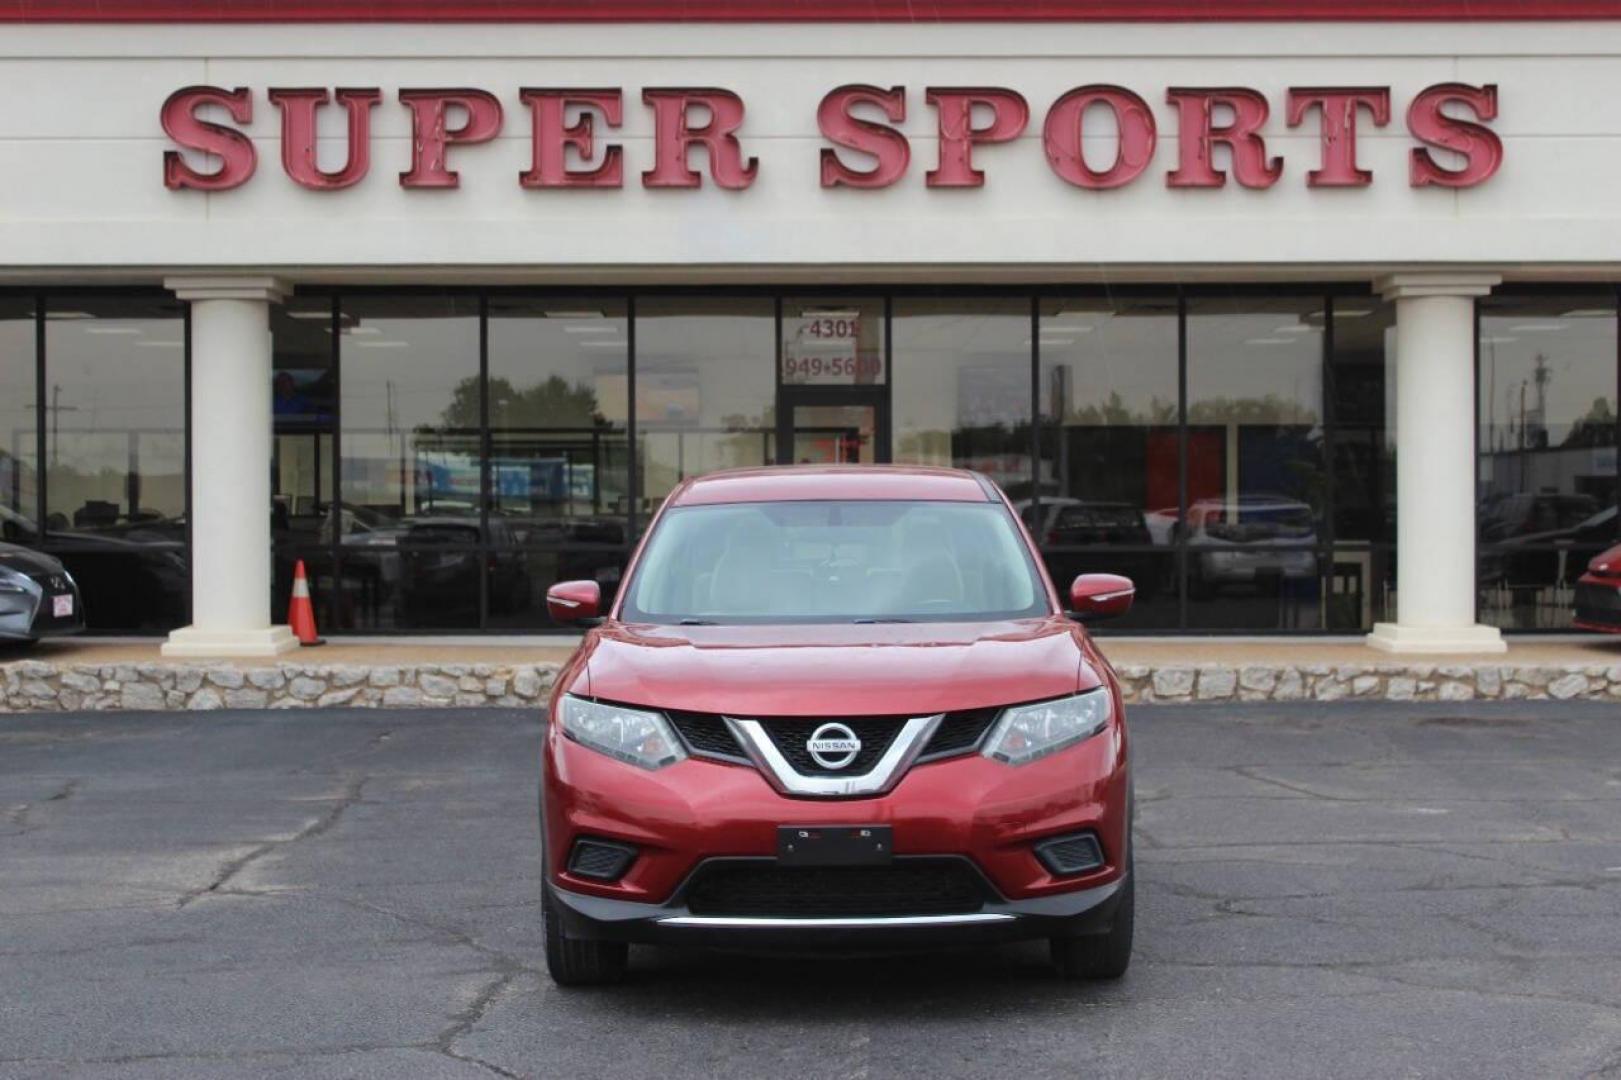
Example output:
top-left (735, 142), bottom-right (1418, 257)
top-left (1050, 861), bottom-right (1134, 981)
top-left (542, 886), bottom-right (628, 986)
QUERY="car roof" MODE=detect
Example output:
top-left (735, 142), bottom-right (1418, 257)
top-left (670, 465), bottom-right (995, 507)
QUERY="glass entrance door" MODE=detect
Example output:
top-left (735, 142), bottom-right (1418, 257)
top-left (777, 389), bottom-right (889, 465)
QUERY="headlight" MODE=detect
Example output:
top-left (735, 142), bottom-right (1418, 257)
top-left (558, 695), bottom-right (687, 771)
top-left (0, 565), bottom-right (29, 594)
top-left (981, 691), bottom-right (1111, 766)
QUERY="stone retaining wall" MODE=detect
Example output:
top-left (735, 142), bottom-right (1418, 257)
top-left (4, 657), bottom-right (1621, 712)
top-left (0, 661), bottom-right (559, 713)
top-left (1112, 662), bottom-right (1621, 705)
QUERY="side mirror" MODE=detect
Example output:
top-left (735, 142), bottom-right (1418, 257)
top-left (547, 580), bottom-right (602, 625)
top-left (1069, 574), bottom-right (1134, 622)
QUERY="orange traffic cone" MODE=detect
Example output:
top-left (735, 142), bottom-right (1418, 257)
top-left (288, 560), bottom-right (325, 646)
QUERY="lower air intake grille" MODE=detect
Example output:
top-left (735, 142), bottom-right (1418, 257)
top-left (568, 838), bottom-right (638, 882)
top-left (682, 859), bottom-right (991, 918)
top-left (1033, 832), bottom-right (1105, 877)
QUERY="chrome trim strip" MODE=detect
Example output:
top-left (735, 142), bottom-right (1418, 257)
top-left (723, 714), bottom-right (944, 798)
top-left (657, 913), bottom-right (1015, 929)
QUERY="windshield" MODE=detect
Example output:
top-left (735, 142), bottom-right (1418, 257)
top-left (620, 500), bottom-right (1049, 624)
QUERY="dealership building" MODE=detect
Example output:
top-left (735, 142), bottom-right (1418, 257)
top-left (0, 1), bottom-right (1618, 656)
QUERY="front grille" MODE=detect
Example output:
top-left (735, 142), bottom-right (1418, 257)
top-left (667, 707), bottom-right (1004, 771)
top-left (759, 717), bottom-right (904, 776)
top-left (919, 707), bottom-right (999, 759)
top-left (667, 711), bottom-right (747, 759)
top-left (1575, 581), bottom-right (1621, 617)
top-left (683, 859), bottom-right (991, 918)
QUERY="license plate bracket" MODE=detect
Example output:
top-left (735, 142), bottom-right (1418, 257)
top-left (777, 825), bottom-right (892, 867)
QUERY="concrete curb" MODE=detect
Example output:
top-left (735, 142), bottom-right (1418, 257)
top-left (4, 656), bottom-right (1621, 711)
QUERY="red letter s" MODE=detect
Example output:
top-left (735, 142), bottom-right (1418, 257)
top-left (818, 85), bottom-right (909, 189)
top-left (1408, 83), bottom-right (1502, 188)
top-left (162, 86), bottom-right (256, 191)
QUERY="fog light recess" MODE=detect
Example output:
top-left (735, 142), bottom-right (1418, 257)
top-left (567, 837), bottom-right (638, 882)
top-left (1033, 832), bottom-right (1105, 877)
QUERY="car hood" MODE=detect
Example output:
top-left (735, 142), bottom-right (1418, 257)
top-left (1589, 543), bottom-right (1621, 575)
top-left (0, 544), bottom-right (64, 577)
top-left (580, 617), bottom-right (1097, 717)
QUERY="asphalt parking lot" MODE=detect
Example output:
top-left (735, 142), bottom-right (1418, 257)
top-left (2, 702), bottom-right (1620, 1079)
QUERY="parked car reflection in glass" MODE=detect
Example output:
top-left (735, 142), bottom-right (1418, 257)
top-left (1181, 495), bottom-right (1318, 598)
top-left (396, 517), bottom-right (531, 627)
top-left (1480, 496), bottom-right (1611, 589)
top-left (0, 504), bottom-right (187, 632)
top-left (1030, 501), bottom-right (1167, 601)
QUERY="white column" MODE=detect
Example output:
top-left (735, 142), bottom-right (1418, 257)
top-left (161, 276), bottom-right (299, 658)
top-left (1367, 273), bottom-right (1506, 655)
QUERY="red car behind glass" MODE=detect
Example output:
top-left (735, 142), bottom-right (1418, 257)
top-left (540, 466), bottom-right (1136, 985)
top-left (1574, 543), bottom-right (1621, 633)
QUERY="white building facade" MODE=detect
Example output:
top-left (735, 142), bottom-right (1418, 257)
top-left (1, 2), bottom-right (1617, 653)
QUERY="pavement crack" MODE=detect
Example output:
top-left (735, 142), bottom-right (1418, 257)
top-left (1231, 766), bottom-right (1357, 802)
top-left (437, 971), bottom-right (527, 1079)
top-left (176, 774), bottom-right (366, 909)
top-left (329, 895), bottom-right (541, 1077)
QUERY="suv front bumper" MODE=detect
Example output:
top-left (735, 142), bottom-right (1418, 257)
top-left (548, 860), bottom-right (1128, 949)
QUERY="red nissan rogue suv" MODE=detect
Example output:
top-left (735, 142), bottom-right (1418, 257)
top-left (540, 466), bottom-right (1135, 985)
top-left (1574, 542), bottom-right (1621, 633)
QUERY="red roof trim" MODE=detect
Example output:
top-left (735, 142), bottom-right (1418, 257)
top-left (5, 1), bottom-right (1621, 21)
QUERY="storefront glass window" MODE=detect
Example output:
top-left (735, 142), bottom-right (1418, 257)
top-left (892, 298), bottom-right (1031, 494)
top-left (487, 296), bottom-right (632, 628)
top-left (1036, 295), bottom-right (1180, 629)
top-left (43, 296), bottom-right (189, 631)
top-left (339, 294), bottom-right (481, 630)
top-left (271, 296), bottom-right (339, 629)
top-left (1, 299), bottom-right (35, 545)
top-left (634, 297), bottom-right (775, 519)
top-left (228, 283), bottom-right (1434, 637)
top-left (781, 297), bottom-right (886, 387)
top-left (1478, 292), bottom-right (1620, 631)
top-left (1185, 295), bottom-right (1326, 630)
top-left (1327, 298), bottom-right (1396, 631)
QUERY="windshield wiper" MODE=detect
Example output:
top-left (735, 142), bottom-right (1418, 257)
top-left (677, 618), bottom-right (719, 626)
top-left (852, 617), bottom-right (913, 624)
